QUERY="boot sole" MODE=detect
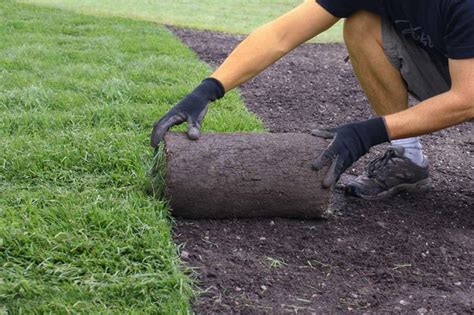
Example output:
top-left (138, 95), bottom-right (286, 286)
top-left (346, 178), bottom-right (433, 201)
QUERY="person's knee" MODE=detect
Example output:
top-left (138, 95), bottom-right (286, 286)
top-left (343, 10), bottom-right (382, 47)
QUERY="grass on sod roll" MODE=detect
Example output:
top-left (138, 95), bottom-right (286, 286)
top-left (0, 0), bottom-right (263, 312)
top-left (19, 0), bottom-right (344, 43)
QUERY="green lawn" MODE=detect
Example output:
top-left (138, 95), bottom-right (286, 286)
top-left (19, 0), bottom-right (344, 42)
top-left (0, 0), bottom-right (262, 312)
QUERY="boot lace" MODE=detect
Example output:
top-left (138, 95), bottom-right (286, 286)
top-left (367, 148), bottom-right (400, 178)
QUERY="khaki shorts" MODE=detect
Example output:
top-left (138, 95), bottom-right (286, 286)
top-left (382, 17), bottom-right (451, 101)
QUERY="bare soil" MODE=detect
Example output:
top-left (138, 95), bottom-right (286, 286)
top-left (168, 27), bottom-right (473, 314)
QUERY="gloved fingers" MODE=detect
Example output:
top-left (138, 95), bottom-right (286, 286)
top-left (186, 106), bottom-right (208, 140)
top-left (312, 149), bottom-right (334, 171)
top-left (322, 157), bottom-right (342, 188)
top-left (196, 105), bottom-right (209, 125)
top-left (150, 112), bottom-right (186, 147)
top-left (187, 117), bottom-right (201, 140)
top-left (311, 128), bottom-right (336, 139)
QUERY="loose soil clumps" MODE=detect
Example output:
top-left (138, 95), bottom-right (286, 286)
top-left (169, 26), bottom-right (473, 314)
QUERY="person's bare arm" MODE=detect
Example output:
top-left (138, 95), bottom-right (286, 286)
top-left (385, 57), bottom-right (474, 139)
top-left (211, 0), bottom-right (339, 91)
top-left (151, 0), bottom-right (338, 147)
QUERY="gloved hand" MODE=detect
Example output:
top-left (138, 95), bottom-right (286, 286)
top-left (150, 78), bottom-right (225, 147)
top-left (311, 117), bottom-right (389, 188)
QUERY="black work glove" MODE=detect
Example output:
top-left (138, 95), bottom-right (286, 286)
top-left (311, 117), bottom-right (389, 188)
top-left (150, 78), bottom-right (225, 147)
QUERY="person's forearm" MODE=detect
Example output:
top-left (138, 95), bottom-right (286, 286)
top-left (211, 0), bottom-right (338, 91)
top-left (384, 90), bottom-right (474, 140)
top-left (210, 24), bottom-right (296, 91)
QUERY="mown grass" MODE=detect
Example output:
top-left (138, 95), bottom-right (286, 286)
top-left (19, 0), bottom-right (344, 43)
top-left (0, 0), bottom-right (263, 312)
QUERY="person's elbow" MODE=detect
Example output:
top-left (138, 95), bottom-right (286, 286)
top-left (252, 23), bottom-right (293, 56)
top-left (448, 88), bottom-right (474, 121)
top-left (469, 95), bottom-right (474, 121)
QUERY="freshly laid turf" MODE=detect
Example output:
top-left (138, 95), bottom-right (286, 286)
top-left (0, 1), bottom-right (263, 312)
top-left (19, 0), bottom-right (344, 43)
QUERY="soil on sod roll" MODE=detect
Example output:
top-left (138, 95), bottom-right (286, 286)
top-left (169, 27), bottom-right (474, 314)
top-left (164, 132), bottom-right (332, 219)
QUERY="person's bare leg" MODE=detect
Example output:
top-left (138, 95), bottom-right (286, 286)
top-left (343, 11), bottom-right (429, 199)
top-left (343, 10), bottom-right (426, 165)
top-left (344, 10), bottom-right (408, 116)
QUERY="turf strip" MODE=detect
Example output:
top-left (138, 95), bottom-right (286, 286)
top-left (0, 1), bottom-right (262, 312)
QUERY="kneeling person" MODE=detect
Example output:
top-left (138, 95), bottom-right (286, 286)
top-left (151, 0), bottom-right (474, 200)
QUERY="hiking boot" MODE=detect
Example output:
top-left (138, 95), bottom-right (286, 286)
top-left (345, 147), bottom-right (432, 200)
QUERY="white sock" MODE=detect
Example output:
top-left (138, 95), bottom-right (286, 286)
top-left (391, 137), bottom-right (428, 167)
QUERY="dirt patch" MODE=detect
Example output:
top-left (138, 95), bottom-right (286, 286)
top-left (168, 27), bottom-right (474, 314)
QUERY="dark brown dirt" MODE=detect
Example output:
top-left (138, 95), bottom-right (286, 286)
top-left (165, 133), bottom-right (331, 219)
top-left (168, 27), bottom-right (474, 314)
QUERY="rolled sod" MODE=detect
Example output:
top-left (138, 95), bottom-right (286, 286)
top-left (161, 132), bottom-right (333, 219)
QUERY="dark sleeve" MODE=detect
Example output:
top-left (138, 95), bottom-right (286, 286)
top-left (316, 0), bottom-right (357, 17)
top-left (444, 2), bottom-right (474, 59)
top-left (316, 0), bottom-right (382, 18)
